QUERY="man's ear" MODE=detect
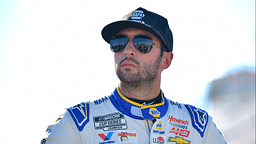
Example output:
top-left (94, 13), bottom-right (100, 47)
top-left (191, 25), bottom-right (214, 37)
top-left (161, 52), bottom-right (174, 69)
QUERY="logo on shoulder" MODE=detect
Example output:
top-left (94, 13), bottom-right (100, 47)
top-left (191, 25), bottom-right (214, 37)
top-left (170, 100), bottom-right (182, 109)
top-left (185, 104), bottom-right (209, 137)
top-left (149, 108), bottom-right (160, 118)
top-left (94, 96), bottom-right (109, 105)
top-left (194, 108), bottom-right (207, 126)
top-left (67, 102), bottom-right (89, 131)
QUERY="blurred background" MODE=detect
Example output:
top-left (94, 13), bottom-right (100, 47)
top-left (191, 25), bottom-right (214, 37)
top-left (0, 0), bottom-right (254, 143)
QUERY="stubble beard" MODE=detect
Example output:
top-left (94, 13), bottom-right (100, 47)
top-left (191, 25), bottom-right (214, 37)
top-left (115, 56), bottom-right (162, 88)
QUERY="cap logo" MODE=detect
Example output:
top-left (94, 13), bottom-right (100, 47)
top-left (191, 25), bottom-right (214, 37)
top-left (130, 10), bottom-right (145, 24)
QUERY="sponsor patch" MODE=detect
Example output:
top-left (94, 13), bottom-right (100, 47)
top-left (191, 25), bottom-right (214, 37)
top-left (117, 131), bottom-right (138, 143)
top-left (153, 136), bottom-right (165, 144)
top-left (167, 136), bottom-right (190, 144)
top-left (170, 100), bottom-right (182, 109)
top-left (153, 121), bottom-right (165, 134)
top-left (98, 132), bottom-right (115, 144)
top-left (149, 108), bottom-right (160, 118)
top-left (168, 115), bottom-right (189, 129)
top-left (94, 112), bottom-right (127, 131)
top-left (94, 96), bottom-right (109, 105)
top-left (169, 127), bottom-right (190, 137)
top-left (169, 123), bottom-right (188, 129)
top-left (131, 106), bottom-right (142, 117)
top-left (156, 121), bottom-right (163, 130)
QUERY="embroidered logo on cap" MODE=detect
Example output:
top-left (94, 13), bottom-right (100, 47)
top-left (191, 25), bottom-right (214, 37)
top-left (130, 10), bottom-right (145, 23)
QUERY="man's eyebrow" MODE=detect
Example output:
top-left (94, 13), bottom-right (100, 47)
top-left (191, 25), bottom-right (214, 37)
top-left (134, 35), bottom-right (151, 38)
top-left (112, 35), bottom-right (126, 38)
top-left (115, 34), bottom-right (151, 38)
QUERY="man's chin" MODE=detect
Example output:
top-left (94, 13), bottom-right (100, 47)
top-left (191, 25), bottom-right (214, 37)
top-left (118, 76), bottom-right (140, 83)
top-left (117, 74), bottom-right (140, 83)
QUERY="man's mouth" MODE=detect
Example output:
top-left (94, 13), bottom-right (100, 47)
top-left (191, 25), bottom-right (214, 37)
top-left (121, 60), bottom-right (136, 68)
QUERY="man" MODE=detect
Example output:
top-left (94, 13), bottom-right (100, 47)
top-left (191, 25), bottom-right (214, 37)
top-left (41, 7), bottom-right (226, 144)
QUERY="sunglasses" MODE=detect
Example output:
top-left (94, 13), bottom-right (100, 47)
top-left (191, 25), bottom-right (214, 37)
top-left (110, 35), bottom-right (162, 53)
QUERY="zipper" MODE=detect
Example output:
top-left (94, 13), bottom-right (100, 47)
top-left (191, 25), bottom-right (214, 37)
top-left (146, 120), bottom-right (154, 132)
top-left (147, 119), bottom-right (157, 144)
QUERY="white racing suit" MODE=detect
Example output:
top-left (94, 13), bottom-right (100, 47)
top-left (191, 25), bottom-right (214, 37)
top-left (41, 88), bottom-right (226, 144)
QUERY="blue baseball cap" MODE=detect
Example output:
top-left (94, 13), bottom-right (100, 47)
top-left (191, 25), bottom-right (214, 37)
top-left (101, 7), bottom-right (173, 52)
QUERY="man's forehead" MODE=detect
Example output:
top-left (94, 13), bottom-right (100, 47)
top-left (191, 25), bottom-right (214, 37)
top-left (117, 28), bottom-right (153, 36)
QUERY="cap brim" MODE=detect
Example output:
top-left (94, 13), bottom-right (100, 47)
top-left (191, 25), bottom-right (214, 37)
top-left (101, 20), bottom-right (167, 50)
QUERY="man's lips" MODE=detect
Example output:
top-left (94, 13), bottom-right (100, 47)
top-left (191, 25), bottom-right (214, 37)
top-left (121, 60), bottom-right (137, 68)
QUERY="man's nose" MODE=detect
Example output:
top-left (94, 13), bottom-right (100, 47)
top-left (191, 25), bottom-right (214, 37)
top-left (123, 40), bottom-right (136, 57)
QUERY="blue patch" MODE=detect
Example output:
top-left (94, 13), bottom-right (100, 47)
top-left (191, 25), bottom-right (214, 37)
top-left (94, 96), bottom-right (109, 105)
top-left (170, 100), bottom-right (182, 109)
top-left (185, 104), bottom-right (208, 137)
top-left (67, 102), bottom-right (89, 132)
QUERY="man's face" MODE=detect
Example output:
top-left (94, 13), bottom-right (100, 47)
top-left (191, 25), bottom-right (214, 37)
top-left (114, 28), bottom-right (164, 85)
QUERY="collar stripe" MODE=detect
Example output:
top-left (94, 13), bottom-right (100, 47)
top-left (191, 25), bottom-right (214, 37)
top-left (117, 87), bottom-right (165, 109)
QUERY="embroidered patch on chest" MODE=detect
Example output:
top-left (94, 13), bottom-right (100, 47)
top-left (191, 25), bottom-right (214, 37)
top-left (93, 112), bottom-right (128, 131)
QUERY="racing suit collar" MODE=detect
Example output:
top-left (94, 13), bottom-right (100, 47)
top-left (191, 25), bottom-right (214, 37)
top-left (109, 87), bottom-right (169, 120)
top-left (117, 87), bottom-right (165, 108)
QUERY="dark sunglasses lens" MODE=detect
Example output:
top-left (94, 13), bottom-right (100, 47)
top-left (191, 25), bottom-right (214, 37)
top-left (133, 37), bottom-right (153, 53)
top-left (110, 37), bottom-right (128, 52)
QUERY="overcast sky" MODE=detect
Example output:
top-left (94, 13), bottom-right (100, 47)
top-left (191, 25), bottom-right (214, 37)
top-left (0, 0), bottom-right (254, 143)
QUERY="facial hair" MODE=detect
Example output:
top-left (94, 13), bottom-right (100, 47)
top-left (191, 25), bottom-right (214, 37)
top-left (115, 55), bottom-right (162, 87)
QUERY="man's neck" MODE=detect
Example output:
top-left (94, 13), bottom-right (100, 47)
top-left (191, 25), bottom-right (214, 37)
top-left (126, 91), bottom-right (162, 105)
top-left (119, 78), bottom-right (161, 101)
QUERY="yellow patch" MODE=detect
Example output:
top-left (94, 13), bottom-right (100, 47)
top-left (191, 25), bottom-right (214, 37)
top-left (149, 108), bottom-right (160, 118)
top-left (168, 137), bottom-right (190, 144)
top-left (156, 121), bottom-right (163, 130)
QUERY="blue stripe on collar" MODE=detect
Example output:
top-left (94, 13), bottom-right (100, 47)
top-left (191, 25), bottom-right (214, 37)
top-left (109, 88), bottom-right (168, 120)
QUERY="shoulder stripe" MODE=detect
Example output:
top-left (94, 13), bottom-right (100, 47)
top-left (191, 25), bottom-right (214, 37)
top-left (67, 102), bottom-right (90, 132)
top-left (185, 104), bottom-right (208, 137)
